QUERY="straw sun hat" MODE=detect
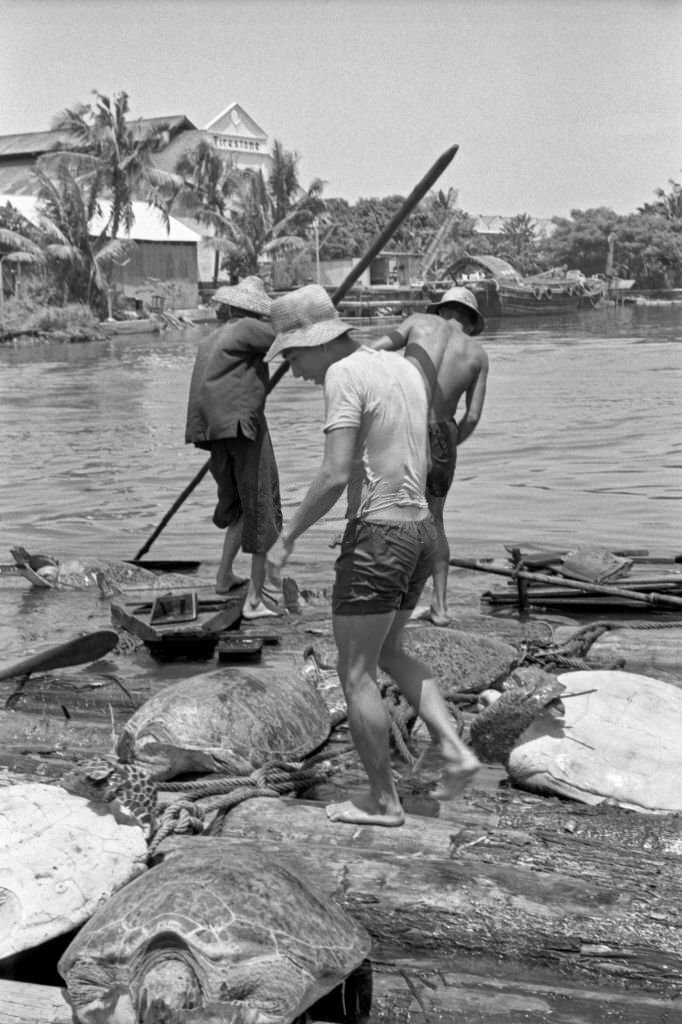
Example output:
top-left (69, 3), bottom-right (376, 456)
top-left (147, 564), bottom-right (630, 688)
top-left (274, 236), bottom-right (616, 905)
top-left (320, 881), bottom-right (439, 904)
top-left (426, 286), bottom-right (485, 335)
top-left (266, 285), bottom-right (352, 362)
top-left (213, 276), bottom-right (272, 317)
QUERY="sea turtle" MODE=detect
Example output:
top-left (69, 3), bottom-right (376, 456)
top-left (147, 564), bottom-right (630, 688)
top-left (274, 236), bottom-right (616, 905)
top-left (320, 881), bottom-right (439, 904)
top-left (308, 625), bottom-right (518, 697)
top-left (0, 782), bottom-right (147, 959)
top-left (115, 666), bottom-right (332, 780)
top-left (9, 546), bottom-right (209, 593)
top-left (58, 840), bottom-right (372, 1024)
top-left (470, 668), bottom-right (682, 813)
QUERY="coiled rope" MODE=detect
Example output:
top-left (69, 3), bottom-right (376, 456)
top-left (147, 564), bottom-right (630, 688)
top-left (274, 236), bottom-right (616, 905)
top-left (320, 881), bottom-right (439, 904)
top-left (148, 758), bottom-right (337, 855)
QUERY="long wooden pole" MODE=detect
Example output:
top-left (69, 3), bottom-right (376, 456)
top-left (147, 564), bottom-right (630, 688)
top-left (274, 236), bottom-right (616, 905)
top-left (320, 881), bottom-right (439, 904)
top-left (450, 557), bottom-right (682, 609)
top-left (133, 144), bottom-right (459, 560)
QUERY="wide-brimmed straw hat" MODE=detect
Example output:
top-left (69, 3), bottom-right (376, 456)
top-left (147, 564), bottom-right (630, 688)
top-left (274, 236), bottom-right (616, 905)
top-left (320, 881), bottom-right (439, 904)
top-left (213, 276), bottom-right (272, 317)
top-left (426, 286), bottom-right (485, 335)
top-left (265, 284), bottom-right (352, 362)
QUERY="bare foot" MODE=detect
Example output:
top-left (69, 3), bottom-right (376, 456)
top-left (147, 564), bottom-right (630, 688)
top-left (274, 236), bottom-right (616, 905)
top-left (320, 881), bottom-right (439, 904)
top-left (241, 600), bottom-right (281, 620)
top-left (431, 760), bottom-right (480, 801)
top-left (215, 575), bottom-right (247, 595)
top-left (408, 605), bottom-right (451, 626)
top-left (326, 794), bottom-right (405, 827)
top-left (414, 745), bottom-right (480, 801)
top-left (427, 608), bottom-right (452, 627)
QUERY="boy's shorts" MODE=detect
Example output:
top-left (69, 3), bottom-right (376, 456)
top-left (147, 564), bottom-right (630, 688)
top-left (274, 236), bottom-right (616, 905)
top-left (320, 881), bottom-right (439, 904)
top-left (426, 420), bottom-right (458, 499)
top-left (208, 424), bottom-right (282, 554)
top-left (332, 517), bottom-right (436, 616)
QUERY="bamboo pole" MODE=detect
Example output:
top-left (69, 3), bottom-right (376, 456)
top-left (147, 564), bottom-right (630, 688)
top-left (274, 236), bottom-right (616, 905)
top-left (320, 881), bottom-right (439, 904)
top-left (133, 145), bottom-right (459, 560)
top-left (450, 557), bottom-right (682, 609)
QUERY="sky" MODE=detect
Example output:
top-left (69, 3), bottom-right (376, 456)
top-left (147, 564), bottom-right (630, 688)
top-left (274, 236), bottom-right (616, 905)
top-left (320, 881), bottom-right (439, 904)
top-left (1, 0), bottom-right (680, 219)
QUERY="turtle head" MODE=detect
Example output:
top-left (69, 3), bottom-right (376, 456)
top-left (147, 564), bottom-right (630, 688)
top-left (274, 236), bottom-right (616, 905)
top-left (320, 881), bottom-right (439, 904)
top-left (469, 667), bottom-right (566, 765)
top-left (60, 756), bottom-right (158, 839)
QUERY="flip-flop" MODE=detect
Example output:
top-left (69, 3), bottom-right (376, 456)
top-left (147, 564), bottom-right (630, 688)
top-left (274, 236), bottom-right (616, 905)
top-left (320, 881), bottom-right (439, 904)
top-left (262, 583), bottom-right (281, 605)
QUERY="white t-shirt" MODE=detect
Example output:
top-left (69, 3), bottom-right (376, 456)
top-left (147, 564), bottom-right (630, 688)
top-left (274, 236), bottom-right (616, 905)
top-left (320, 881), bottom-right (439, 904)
top-left (323, 347), bottom-right (429, 520)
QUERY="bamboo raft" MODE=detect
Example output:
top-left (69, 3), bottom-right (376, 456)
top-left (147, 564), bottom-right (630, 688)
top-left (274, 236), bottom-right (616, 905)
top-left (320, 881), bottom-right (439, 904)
top-left (1, 565), bottom-right (681, 1022)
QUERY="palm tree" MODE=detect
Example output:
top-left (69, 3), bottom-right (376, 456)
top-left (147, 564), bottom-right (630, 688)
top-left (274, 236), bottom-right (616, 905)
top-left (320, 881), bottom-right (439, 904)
top-left (171, 139), bottom-right (242, 284)
top-left (501, 213), bottom-right (537, 254)
top-left (33, 154), bottom-right (135, 310)
top-left (0, 225), bottom-right (45, 309)
top-left (50, 90), bottom-right (175, 238)
top-left (268, 140), bottom-right (301, 225)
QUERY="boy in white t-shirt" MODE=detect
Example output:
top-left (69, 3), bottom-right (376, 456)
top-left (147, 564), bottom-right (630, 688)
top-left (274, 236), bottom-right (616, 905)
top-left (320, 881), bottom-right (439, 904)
top-left (265, 285), bottom-right (479, 828)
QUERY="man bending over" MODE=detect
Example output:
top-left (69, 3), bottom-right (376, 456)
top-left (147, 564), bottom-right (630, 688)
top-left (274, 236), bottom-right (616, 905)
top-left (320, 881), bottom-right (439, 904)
top-left (371, 286), bottom-right (488, 625)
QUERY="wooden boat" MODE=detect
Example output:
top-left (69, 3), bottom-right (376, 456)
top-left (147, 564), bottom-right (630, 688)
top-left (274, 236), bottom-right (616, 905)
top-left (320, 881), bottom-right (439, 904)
top-left (110, 587), bottom-right (243, 659)
top-left (450, 254), bottom-right (589, 317)
top-left (100, 317), bottom-right (163, 335)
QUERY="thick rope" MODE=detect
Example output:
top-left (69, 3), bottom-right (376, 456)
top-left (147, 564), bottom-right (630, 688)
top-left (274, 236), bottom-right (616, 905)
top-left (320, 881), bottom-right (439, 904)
top-left (148, 759), bottom-right (336, 851)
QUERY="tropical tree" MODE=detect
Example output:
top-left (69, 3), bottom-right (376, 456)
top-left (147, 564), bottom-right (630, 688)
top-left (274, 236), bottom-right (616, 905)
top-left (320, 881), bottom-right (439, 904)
top-left (639, 178), bottom-right (682, 221)
top-left (0, 220), bottom-right (45, 307)
top-left (33, 154), bottom-right (136, 310)
top-left (172, 139), bottom-right (242, 283)
top-left (268, 140), bottom-right (300, 225)
top-left (50, 90), bottom-right (175, 237)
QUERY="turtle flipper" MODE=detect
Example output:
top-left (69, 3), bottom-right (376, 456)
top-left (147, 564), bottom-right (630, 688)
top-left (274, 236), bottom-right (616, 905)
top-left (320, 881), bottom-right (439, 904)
top-left (60, 757), bottom-right (158, 839)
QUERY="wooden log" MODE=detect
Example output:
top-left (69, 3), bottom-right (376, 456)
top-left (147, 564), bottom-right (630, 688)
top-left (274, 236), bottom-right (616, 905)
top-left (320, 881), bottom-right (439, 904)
top-left (372, 958), bottom-right (681, 1023)
top-left (3, 965), bottom-right (677, 1024)
top-left (170, 796), bottom-right (682, 996)
top-left (0, 980), bottom-right (71, 1024)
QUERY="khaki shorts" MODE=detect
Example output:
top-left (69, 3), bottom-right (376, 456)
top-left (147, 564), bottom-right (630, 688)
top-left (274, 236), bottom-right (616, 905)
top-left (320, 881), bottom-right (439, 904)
top-left (332, 517), bottom-right (437, 616)
top-left (208, 422), bottom-right (282, 554)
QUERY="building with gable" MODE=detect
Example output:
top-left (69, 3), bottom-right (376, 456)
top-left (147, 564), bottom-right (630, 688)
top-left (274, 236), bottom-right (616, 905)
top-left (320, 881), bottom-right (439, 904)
top-left (204, 102), bottom-right (272, 175)
top-left (0, 102), bottom-right (274, 295)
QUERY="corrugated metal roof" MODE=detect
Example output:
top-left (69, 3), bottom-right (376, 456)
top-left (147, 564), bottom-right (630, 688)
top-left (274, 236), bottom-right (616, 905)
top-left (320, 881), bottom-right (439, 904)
top-left (0, 193), bottom-right (200, 243)
top-left (0, 116), bottom-right (195, 159)
top-left (452, 253), bottom-right (520, 278)
top-left (0, 130), bottom-right (72, 158)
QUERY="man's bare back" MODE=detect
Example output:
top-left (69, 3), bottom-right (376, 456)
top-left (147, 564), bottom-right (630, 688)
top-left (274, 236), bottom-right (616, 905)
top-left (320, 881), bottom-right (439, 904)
top-left (383, 313), bottom-right (488, 439)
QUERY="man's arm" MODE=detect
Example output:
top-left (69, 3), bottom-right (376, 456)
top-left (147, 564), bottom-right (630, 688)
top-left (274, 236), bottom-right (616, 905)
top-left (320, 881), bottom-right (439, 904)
top-left (456, 351), bottom-right (489, 444)
top-left (267, 427), bottom-right (357, 569)
top-left (364, 324), bottom-right (408, 352)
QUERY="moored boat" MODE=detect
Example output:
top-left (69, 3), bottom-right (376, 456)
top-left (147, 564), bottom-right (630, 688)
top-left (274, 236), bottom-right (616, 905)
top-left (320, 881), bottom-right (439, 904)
top-left (450, 254), bottom-right (596, 317)
top-left (100, 317), bottom-right (163, 335)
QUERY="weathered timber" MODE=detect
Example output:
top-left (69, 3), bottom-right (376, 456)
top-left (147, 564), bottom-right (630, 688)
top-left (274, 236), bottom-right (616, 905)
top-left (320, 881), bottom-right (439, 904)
top-left (2, 965), bottom-right (679, 1024)
top-left (0, 980), bottom-right (72, 1024)
top-left (371, 958), bottom-right (682, 1023)
top-left (172, 797), bottom-right (682, 996)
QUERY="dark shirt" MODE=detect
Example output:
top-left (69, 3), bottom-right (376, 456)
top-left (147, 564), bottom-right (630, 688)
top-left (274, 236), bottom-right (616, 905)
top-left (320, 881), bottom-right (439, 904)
top-left (185, 318), bottom-right (275, 447)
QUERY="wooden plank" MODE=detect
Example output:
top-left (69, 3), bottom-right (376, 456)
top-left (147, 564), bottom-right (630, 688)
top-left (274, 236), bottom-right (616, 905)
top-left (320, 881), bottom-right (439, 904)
top-left (0, 981), bottom-right (72, 1024)
top-left (372, 959), bottom-right (681, 1023)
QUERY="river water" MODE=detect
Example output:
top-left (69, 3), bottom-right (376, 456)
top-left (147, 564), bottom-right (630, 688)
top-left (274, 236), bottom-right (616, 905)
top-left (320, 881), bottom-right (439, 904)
top-left (1, 304), bottom-right (681, 658)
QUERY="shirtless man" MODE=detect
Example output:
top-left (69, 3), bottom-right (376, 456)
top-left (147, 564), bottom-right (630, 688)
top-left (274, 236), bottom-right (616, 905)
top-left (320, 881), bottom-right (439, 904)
top-left (371, 287), bottom-right (488, 625)
top-left (265, 284), bottom-right (479, 827)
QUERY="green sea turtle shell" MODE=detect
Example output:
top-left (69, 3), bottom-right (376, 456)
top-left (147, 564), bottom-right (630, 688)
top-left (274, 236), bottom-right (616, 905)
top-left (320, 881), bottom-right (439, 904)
top-left (58, 842), bottom-right (371, 1024)
top-left (309, 625), bottom-right (518, 696)
top-left (116, 667), bottom-right (332, 778)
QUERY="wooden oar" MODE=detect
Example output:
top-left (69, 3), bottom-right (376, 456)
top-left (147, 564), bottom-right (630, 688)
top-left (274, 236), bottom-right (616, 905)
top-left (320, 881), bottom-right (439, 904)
top-left (0, 629), bottom-right (119, 682)
top-left (133, 143), bottom-right (460, 561)
top-left (450, 557), bottom-right (682, 610)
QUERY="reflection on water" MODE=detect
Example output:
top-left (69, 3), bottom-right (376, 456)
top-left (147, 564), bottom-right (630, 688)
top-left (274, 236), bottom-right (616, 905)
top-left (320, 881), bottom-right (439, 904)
top-left (1, 306), bottom-right (680, 599)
